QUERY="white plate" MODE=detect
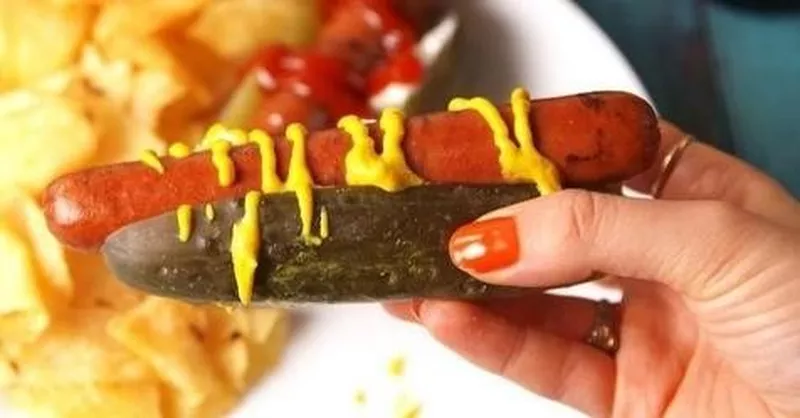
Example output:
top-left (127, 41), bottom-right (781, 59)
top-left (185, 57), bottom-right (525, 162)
top-left (1, 1), bottom-right (649, 417)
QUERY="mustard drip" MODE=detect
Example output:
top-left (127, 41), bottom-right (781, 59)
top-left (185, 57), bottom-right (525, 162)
top-left (242, 125), bottom-right (323, 245)
top-left (319, 207), bottom-right (329, 239)
top-left (448, 88), bottom-right (561, 195)
top-left (249, 130), bottom-right (283, 193)
top-left (230, 191), bottom-right (261, 306)
top-left (200, 124), bottom-right (249, 149)
top-left (284, 123), bottom-right (320, 245)
top-left (139, 150), bottom-right (165, 174)
top-left (176, 205), bottom-right (192, 242)
top-left (339, 109), bottom-right (422, 192)
top-left (210, 140), bottom-right (235, 187)
top-left (510, 89), bottom-right (561, 195)
top-left (168, 143), bottom-right (191, 158)
top-left (204, 204), bottom-right (215, 221)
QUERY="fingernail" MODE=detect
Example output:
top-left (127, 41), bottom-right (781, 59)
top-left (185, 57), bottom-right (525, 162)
top-left (449, 217), bottom-right (519, 274)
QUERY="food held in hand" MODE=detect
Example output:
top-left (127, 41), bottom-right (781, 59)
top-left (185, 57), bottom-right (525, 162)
top-left (43, 88), bottom-right (660, 306)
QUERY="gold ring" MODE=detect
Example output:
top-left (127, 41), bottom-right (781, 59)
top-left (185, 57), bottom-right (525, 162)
top-left (584, 300), bottom-right (619, 356)
top-left (650, 135), bottom-right (695, 199)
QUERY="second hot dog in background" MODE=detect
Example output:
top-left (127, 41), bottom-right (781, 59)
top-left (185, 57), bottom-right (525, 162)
top-left (222, 0), bottom-right (459, 135)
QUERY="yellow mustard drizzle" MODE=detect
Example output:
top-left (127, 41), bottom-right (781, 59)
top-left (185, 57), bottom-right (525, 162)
top-left (338, 109), bottom-right (422, 191)
top-left (249, 129), bottom-right (283, 193)
top-left (176, 205), bottom-right (192, 242)
top-left (230, 191), bottom-right (261, 306)
top-left (319, 207), bottom-right (329, 239)
top-left (210, 139), bottom-right (235, 187)
top-left (200, 124), bottom-right (249, 149)
top-left (448, 88), bottom-right (562, 195)
top-left (284, 123), bottom-right (320, 245)
top-left (204, 204), bottom-right (215, 221)
top-left (168, 142), bottom-right (191, 158)
top-left (139, 149), bottom-right (165, 174)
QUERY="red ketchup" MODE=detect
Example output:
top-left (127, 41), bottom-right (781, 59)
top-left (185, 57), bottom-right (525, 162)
top-left (355, 0), bottom-right (425, 96)
top-left (249, 45), bottom-right (371, 121)
top-left (245, 0), bottom-right (425, 132)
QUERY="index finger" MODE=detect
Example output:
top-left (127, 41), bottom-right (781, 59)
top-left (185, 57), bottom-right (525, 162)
top-left (625, 120), bottom-right (800, 228)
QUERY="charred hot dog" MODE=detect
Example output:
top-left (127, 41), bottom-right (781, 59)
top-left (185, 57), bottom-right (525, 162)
top-left (44, 90), bottom-right (659, 252)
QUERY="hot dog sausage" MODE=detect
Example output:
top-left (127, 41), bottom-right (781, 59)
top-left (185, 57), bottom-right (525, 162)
top-left (42, 91), bottom-right (659, 251)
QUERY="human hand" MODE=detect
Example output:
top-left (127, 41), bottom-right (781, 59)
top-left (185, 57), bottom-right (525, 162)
top-left (385, 121), bottom-right (800, 418)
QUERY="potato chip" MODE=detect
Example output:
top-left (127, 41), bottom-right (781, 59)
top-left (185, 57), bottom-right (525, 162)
top-left (157, 28), bottom-right (234, 105)
top-left (0, 0), bottom-right (317, 415)
top-left (131, 70), bottom-right (188, 129)
top-left (7, 382), bottom-right (162, 418)
top-left (0, 191), bottom-right (72, 307)
top-left (29, 69), bottom-right (82, 97)
top-left (215, 337), bottom-right (249, 391)
top-left (0, 226), bottom-right (51, 350)
top-left (0, 0), bottom-right (91, 91)
top-left (79, 45), bottom-right (135, 107)
top-left (188, 0), bottom-right (320, 63)
top-left (0, 91), bottom-right (96, 193)
top-left (243, 309), bottom-right (288, 388)
top-left (82, 94), bottom-right (168, 165)
top-left (107, 297), bottom-right (230, 408)
top-left (93, 0), bottom-right (209, 42)
top-left (203, 308), bottom-right (249, 391)
top-left (1, 308), bottom-right (156, 387)
top-left (202, 306), bottom-right (287, 391)
top-left (162, 382), bottom-right (237, 418)
top-left (98, 34), bottom-right (211, 106)
top-left (230, 307), bottom-right (285, 343)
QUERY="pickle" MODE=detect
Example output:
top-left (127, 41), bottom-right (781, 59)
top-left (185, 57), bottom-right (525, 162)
top-left (101, 185), bottom-right (542, 305)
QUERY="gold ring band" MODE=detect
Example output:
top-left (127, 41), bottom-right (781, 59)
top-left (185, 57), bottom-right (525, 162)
top-left (650, 135), bottom-right (695, 199)
top-left (584, 300), bottom-right (619, 356)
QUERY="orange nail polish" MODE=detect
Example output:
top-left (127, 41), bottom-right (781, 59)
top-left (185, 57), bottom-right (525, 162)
top-left (449, 217), bottom-right (519, 273)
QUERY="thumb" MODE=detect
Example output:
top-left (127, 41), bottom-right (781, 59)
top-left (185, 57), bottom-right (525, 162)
top-left (448, 190), bottom-right (777, 299)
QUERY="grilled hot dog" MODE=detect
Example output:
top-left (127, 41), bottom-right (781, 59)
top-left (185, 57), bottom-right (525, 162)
top-left (43, 90), bottom-right (659, 251)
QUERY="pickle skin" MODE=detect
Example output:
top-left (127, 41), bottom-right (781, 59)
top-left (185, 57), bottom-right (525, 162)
top-left (101, 185), bottom-right (548, 305)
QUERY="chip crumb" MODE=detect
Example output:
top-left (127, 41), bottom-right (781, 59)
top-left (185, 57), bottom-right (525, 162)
top-left (387, 355), bottom-right (406, 378)
top-left (353, 389), bottom-right (366, 405)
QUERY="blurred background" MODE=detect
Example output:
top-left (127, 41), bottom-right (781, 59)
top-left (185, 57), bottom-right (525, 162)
top-left (576, 0), bottom-right (800, 197)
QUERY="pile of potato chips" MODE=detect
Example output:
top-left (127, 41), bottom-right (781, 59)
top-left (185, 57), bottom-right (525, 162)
top-left (0, 0), bottom-right (320, 416)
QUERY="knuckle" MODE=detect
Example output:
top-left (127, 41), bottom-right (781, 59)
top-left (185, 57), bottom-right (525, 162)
top-left (557, 189), bottom-right (605, 246)
top-left (683, 200), bottom-right (758, 297)
top-left (694, 200), bottom-right (745, 232)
